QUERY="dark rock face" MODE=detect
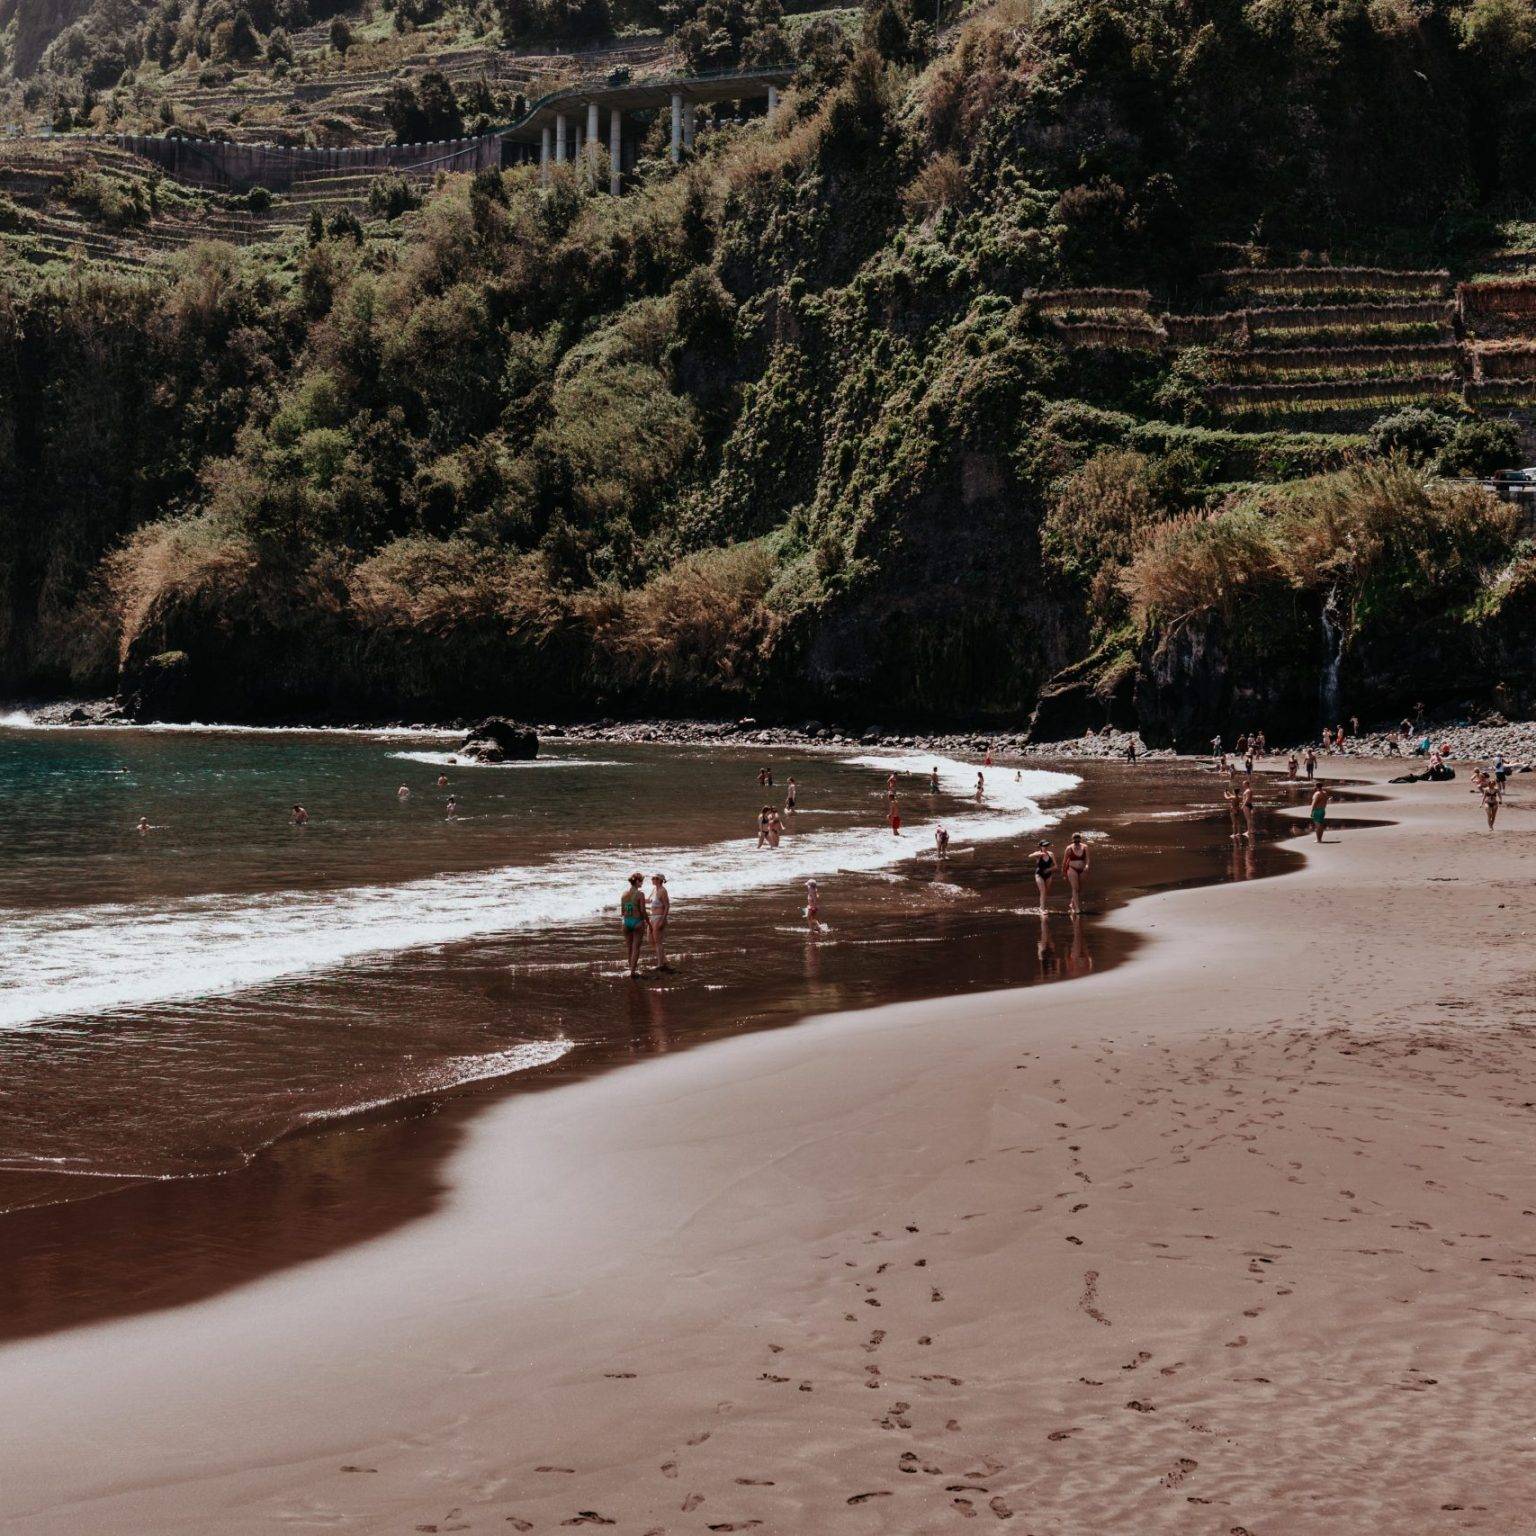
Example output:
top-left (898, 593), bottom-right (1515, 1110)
top-left (458, 717), bottom-right (538, 762)
top-left (124, 650), bottom-right (197, 723)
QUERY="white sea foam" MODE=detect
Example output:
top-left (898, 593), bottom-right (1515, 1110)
top-left (388, 750), bottom-right (622, 769)
top-left (0, 707), bottom-right (455, 739)
top-left (0, 753), bottom-right (1076, 1030)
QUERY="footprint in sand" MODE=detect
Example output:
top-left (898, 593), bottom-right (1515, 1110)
top-left (505, 1521), bottom-right (534, 1532)
top-left (536, 1466), bottom-right (577, 1474)
top-left (847, 1492), bottom-right (892, 1505)
top-left (1126, 1400), bottom-right (1157, 1413)
top-left (561, 1517), bottom-right (616, 1528)
top-left (707, 1524), bottom-right (763, 1532)
top-left (931, 1288), bottom-right (945, 1302)
top-left (989, 1496), bottom-right (1014, 1519)
top-left (863, 1330), bottom-right (886, 1352)
top-left (661, 1461), bottom-right (679, 1479)
top-left (688, 1431), bottom-right (712, 1446)
top-left (681, 1492), bottom-right (705, 1511)
top-left (603, 1372), bottom-right (636, 1379)
top-left (917, 1336), bottom-right (932, 1346)
top-left (340, 1465), bottom-right (377, 1474)
top-left (946, 1419), bottom-right (962, 1432)
top-left (1161, 1458), bottom-right (1199, 1489)
top-left (733, 1478), bottom-right (774, 1486)
top-left (953, 1498), bottom-right (978, 1518)
top-left (1047, 1429), bottom-right (1080, 1441)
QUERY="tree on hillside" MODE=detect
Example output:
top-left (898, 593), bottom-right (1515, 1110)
top-left (384, 70), bottom-right (464, 142)
top-left (329, 15), bottom-right (353, 54)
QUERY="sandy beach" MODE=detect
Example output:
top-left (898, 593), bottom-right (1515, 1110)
top-left (1, 761), bottom-right (1533, 1534)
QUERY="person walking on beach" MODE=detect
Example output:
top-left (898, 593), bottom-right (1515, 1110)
top-left (620, 873), bottom-right (648, 977)
top-left (1224, 783), bottom-right (1245, 839)
top-left (1304, 747), bottom-right (1317, 781)
top-left (935, 823), bottom-right (949, 857)
top-left (929, 766), bottom-right (940, 794)
top-left (1482, 777), bottom-right (1502, 830)
top-left (975, 772), bottom-right (985, 801)
top-left (1033, 840), bottom-right (1056, 910)
top-left (1125, 736), bottom-right (1138, 763)
top-left (804, 878), bottom-right (821, 931)
top-left (757, 806), bottom-right (773, 847)
top-left (1309, 782), bottom-right (1331, 843)
top-left (1211, 734), bottom-right (1222, 760)
top-left (291, 803), bottom-right (308, 826)
top-left (888, 796), bottom-right (902, 836)
top-left (1064, 832), bottom-right (1090, 915)
top-left (648, 874), bottom-right (671, 970)
top-left (1240, 780), bottom-right (1255, 841)
top-left (784, 776), bottom-right (798, 813)
top-left (984, 746), bottom-right (994, 767)
top-left (1286, 750), bottom-right (1299, 780)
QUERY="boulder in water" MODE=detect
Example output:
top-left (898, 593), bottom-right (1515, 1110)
top-left (459, 717), bottom-right (538, 763)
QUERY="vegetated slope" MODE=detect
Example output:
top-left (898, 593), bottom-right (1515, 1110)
top-left (8, 0), bottom-right (1536, 737)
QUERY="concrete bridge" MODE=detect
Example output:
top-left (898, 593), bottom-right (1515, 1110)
top-left (497, 66), bottom-right (792, 194)
top-left (106, 64), bottom-right (791, 195)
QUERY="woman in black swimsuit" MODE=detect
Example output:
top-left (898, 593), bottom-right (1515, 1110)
top-left (1033, 839), bottom-right (1056, 911)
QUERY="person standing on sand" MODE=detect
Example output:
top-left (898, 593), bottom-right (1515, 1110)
top-left (1240, 780), bottom-right (1256, 841)
top-left (757, 806), bottom-right (773, 847)
top-left (1211, 734), bottom-right (1223, 760)
top-left (984, 746), bottom-right (994, 767)
top-left (1482, 778), bottom-right (1501, 830)
top-left (648, 874), bottom-right (671, 970)
top-left (888, 796), bottom-right (902, 836)
top-left (935, 823), bottom-right (949, 857)
top-left (975, 772), bottom-right (985, 801)
top-left (1309, 782), bottom-right (1331, 843)
top-left (1033, 840), bottom-right (1056, 910)
top-left (1304, 747), bottom-right (1317, 781)
top-left (291, 804), bottom-right (308, 826)
top-left (1064, 832), bottom-right (1090, 915)
top-left (929, 766), bottom-right (940, 794)
top-left (1125, 737), bottom-right (1138, 763)
top-left (1286, 751), bottom-right (1299, 780)
top-left (784, 777), bottom-right (798, 813)
top-left (620, 873), bottom-right (648, 977)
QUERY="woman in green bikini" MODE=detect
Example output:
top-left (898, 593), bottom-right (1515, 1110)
top-left (620, 872), bottom-right (649, 977)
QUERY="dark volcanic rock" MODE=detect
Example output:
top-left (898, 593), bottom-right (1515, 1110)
top-left (459, 717), bottom-right (538, 762)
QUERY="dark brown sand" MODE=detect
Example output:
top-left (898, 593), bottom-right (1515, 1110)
top-left (8, 765), bottom-right (1526, 1536)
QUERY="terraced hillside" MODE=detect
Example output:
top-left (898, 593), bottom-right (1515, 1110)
top-left (0, 137), bottom-right (430, 270)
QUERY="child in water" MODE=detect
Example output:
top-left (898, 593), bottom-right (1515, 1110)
top-left (804, 878), bottom-right (821, 930)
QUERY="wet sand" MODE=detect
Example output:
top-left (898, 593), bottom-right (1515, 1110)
top-left (0, 758), bottom-right (1301, 1344)
top-left (3, 763), bottom-right (1533, 1533)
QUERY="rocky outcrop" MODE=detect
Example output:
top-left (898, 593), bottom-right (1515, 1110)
top-left (458, 718), bottom-right (538, 762)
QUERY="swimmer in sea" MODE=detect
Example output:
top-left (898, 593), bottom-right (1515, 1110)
top-left (767, 809), bottom-right (783, 847)
top-left (620, 872), bottom-right (648, 977)
top-left (397, 784), bottom-right (411, 800)
top-left (757, 806), bottom-right (773, 847)
top-left (291, 803), bottom-right (308, 826)
top-left (445, 795), bottom-right (458, 817)
top-left (648, 873), bottom-right (671, 970)
top-left (1033, 839), bottom-right (1056, 910)
top-left (1309, 782), bottom-right (1330, 843)
top-left (1063, 831), bottom-right (1090, 916)
top-left (136, 815), bottom-right (150, 834)
top-left (436, 773), bottom-right (448, 788)
top-left (935, 823), bottom-right (949, 857)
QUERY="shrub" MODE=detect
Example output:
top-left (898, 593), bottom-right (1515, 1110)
top-left (1367, 405), bottom-right (1458, 463)
top-left (1434, 416), bottom-right (1522, 477)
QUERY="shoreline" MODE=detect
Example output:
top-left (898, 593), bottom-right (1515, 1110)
top-left (0, 756), bottom-right (1299, 1344)
top-left (2, 764), bottom-right (1531, 1531)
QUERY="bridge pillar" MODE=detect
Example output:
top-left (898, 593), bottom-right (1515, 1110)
top-left (555, 112), bottom-right (568, 164)
top-left (586, 100), bottom-right (600, 176)
top-left (540, 125), bottom-right (550, 184)
top-left (683, 103), bottom-right (695, 152)
top-left (671, 92), bottom-right (683, 164)
top-left (767, 84), bottom-right (780, 115)
top-left (609, 107), bottom-right (622, 195)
